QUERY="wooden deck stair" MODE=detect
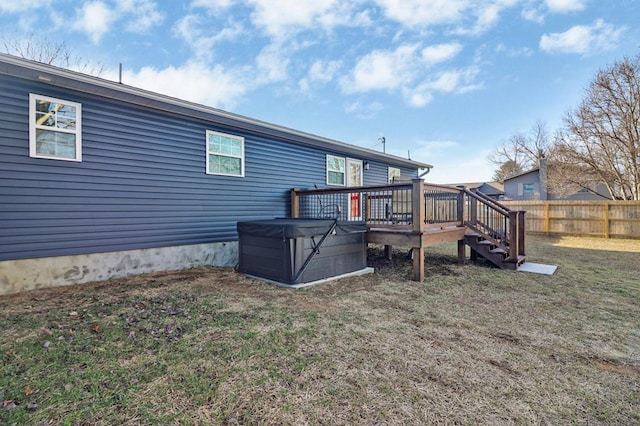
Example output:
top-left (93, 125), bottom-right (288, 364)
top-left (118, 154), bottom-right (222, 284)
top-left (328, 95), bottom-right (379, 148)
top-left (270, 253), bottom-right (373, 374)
top-left (464, 232), bottom-right (526, 270)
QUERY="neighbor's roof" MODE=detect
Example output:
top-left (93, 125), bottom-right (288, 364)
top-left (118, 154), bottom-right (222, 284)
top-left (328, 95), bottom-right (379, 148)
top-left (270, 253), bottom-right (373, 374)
top-left (444, 181), bottom-right (504, 195)
top-left (0, 53), bottom-right (432, 170)
top-left (502, 167), bottom-right (540, 182)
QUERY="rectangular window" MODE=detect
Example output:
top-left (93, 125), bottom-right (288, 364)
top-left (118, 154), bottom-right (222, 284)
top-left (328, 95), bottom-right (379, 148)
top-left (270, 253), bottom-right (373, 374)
top-left (206, 130), bottom-right (244, 177)
top-left (326, 155), bottom-right (345, 186)
top-left (523, 183), bottom-right (535, 196)
top-left (29, 94), bottom-right (82, 161)
top-left (388, 167), bottom-right (401, 184)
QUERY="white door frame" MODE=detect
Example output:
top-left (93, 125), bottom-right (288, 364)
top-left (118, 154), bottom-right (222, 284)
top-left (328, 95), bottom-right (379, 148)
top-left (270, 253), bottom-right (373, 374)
top-left (346, 158), bottom-right (363, 220)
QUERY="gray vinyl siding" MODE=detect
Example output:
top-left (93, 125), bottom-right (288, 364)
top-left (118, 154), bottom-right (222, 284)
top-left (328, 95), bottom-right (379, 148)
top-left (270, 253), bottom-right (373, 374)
top-left (0, 73), bottom-right (418, 261)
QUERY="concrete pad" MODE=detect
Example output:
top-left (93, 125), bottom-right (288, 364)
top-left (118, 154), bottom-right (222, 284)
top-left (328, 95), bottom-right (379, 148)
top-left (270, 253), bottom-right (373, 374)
top-left (246, 267), bottom-right (375, 289)
top-left (518, 262), bottom-right (558, 275)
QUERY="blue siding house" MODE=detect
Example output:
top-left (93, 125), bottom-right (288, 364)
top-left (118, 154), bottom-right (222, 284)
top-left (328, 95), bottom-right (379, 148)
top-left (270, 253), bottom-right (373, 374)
top-left (0, 54), bottom-right (431, 294)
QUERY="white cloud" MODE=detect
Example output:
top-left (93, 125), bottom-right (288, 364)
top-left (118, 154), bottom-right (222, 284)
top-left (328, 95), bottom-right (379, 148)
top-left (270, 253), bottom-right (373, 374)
top-left (521, 7), bottom-right (545, 24)
top-left (341, 44), bottom-right (421, 93)
top-left (246, 0), bottom-right (361, 38)
top-left (466, 1), bottom-right (506, 34)
top-left (545, 0), bottom-right (586, 13)
top-left (540, 19), bottom-right (624, 55)
top-left (495, 43), bottom-right (533, 57)
top-left (299, 59), bottom-right (342, 92)
top-left (255, 43), bottom-right (290, 83)
top-left (117, 0), bottom-right (164, 33)
top-left (120, 62), bottom-right (250, 109)
top-left (190, 0), bottom-right (234, 10)
top-left (342, 42), bottom-right (480, 107)
top-left (174, 14), bottom-right (244, 60)
top-left (522, 0), bottom-right (586, 24)
top-left (0, 0), bottom-right (40, 12)
top-left (376, 0), bottom-right (517, 35)
top-left (375, 0), bottom-right (466, 27)
top-left (408, 66), bottom-right (482, 107)
top-left (421, 42), bottom-right (463, 65)
top-left (72, 1), bottom-right (118, 44)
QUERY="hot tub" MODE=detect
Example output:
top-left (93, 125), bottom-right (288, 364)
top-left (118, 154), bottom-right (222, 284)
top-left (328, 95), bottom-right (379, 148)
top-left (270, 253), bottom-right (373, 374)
top-left (237, 218), bottom-right (369, 286)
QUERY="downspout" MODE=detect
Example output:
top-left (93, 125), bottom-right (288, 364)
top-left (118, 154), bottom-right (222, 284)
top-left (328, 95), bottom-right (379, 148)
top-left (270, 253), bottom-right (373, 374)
top-left (418, 167), bottom-right (432, 178)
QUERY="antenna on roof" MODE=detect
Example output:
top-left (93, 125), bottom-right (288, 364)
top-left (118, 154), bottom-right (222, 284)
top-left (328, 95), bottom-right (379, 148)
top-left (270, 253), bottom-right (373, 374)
top-left (370, 136), bottom-right (387, 153)
top-left (408, 150), bottom-right (411, 160)
top-left (119, 63), bottom-right (123, 84)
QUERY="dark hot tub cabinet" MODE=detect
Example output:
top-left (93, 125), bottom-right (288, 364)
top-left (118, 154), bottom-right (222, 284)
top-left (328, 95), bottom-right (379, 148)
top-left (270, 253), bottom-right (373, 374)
top-left (237, 218), bottom-right (372, 287)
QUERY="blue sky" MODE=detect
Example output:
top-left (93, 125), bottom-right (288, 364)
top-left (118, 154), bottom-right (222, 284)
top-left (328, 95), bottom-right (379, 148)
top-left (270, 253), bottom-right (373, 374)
top-left (1, 0), bottom-right (638, 183)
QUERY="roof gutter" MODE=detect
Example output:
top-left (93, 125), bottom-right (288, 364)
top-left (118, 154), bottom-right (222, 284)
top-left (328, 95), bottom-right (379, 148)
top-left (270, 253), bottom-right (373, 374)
top-left (0, 53), bottom-right (432, 170)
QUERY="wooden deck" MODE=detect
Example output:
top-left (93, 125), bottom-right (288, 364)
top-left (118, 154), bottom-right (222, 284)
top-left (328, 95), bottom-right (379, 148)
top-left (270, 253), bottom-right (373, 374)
top-left (291, 179), bottom-right (526, 282)
top-left (368, 225), bottom-right (468, 281)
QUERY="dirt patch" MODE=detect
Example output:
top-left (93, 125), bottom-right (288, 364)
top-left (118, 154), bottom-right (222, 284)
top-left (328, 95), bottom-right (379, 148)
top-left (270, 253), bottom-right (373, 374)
top-left (591, 358), bottom-right (640, 378)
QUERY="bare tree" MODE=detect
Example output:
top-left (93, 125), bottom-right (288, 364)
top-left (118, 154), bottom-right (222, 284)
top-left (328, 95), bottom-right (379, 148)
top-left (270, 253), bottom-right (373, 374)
top-left (1, 33), bottom-right (104, 76)
top-left (492, 159), bottom-right (523, 182)
top-left (489, 120), bottom-right (550, 181)
top-left (549, 54), bottom-right (640, 200)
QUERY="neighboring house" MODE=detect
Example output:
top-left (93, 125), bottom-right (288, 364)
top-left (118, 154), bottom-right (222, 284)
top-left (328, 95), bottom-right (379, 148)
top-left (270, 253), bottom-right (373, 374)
top-left (0, 54), bottom-right (431, 294)
top-left (447, 181), bottom-right (505, 200)
top-left (502, 159), bottom-right (611, 201)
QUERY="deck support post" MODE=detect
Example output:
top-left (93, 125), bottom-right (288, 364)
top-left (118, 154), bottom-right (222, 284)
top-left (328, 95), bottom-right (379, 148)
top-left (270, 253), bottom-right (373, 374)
top-left (412, 246), bottom-right (425, 282)
top-left (411, 179), bottom-right (426, 281)
top-left (290, 188), bottom-right (299, 218)
top-left (384, 245), bottom-right (392, 260)
top-left (457, 239), bottom-right (466, 265)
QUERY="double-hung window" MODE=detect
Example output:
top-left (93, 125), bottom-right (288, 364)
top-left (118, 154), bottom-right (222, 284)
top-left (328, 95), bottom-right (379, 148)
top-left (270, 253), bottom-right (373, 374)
top-left (29, 94), bottom-right (82, 161)
top-left (206, 130), bottom-right (245, 177)
top-left (388, 167), bottom-right (401, 184)
top-left (326, 155), bottom-right (345, 186)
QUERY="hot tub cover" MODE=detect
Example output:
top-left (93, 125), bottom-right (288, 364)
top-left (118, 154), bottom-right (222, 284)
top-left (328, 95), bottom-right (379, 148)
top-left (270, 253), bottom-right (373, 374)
top-left (236, 218), bottom-right (367, 238)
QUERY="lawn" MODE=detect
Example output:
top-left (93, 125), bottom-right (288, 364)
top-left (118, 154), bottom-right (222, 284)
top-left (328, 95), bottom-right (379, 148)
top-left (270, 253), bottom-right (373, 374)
top-left (1, 235), bottom-right (639, 425)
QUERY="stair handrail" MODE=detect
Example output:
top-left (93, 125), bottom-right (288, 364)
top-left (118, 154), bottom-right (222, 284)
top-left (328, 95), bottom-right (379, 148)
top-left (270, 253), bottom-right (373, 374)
top-left (456, 186), bottom-right (525, 263)
top-left (457, 186), bottom-right (510, 215)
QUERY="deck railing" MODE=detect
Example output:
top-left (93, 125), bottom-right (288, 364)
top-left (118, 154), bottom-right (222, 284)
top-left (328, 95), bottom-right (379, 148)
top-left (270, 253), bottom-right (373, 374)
top-left (291, 179), bottom-right (526, 263)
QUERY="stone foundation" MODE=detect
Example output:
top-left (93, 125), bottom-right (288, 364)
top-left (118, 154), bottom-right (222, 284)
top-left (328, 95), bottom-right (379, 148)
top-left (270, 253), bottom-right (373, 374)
top-left (0, 242), bottom-right (238, 295)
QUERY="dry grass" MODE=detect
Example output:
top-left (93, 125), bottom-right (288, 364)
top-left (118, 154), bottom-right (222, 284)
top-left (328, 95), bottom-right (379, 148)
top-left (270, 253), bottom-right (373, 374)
top-left (1, 235), bottom-right (639, 425)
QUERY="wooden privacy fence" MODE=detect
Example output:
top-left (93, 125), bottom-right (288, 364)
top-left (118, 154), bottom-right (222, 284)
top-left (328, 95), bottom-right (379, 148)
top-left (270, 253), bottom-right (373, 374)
top-left (502, 200), bottom-right (640, 239)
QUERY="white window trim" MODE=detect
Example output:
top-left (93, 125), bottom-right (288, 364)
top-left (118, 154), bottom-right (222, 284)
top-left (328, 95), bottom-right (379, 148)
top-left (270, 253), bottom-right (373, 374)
top-left (205, 130), bottom-right (245, 177)
top-left (29, 93), bottom-right (82, 162)
top-left (388, 167), bottom-right (401, 184)
top-left (347, 158), bottom-right (363, 187)
top-left (326, 154), bottom-right (346, 186)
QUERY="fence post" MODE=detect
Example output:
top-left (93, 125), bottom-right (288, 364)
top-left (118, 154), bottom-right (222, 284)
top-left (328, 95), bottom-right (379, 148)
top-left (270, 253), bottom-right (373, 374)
top-left (508, 211), bottom-right (518, 261)
top-left (544, 202), bottom-right (550, 236)
top-left (603, 202), bottom-right (610, 238)
top-left (291, 188), bottom-right (299, 218)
